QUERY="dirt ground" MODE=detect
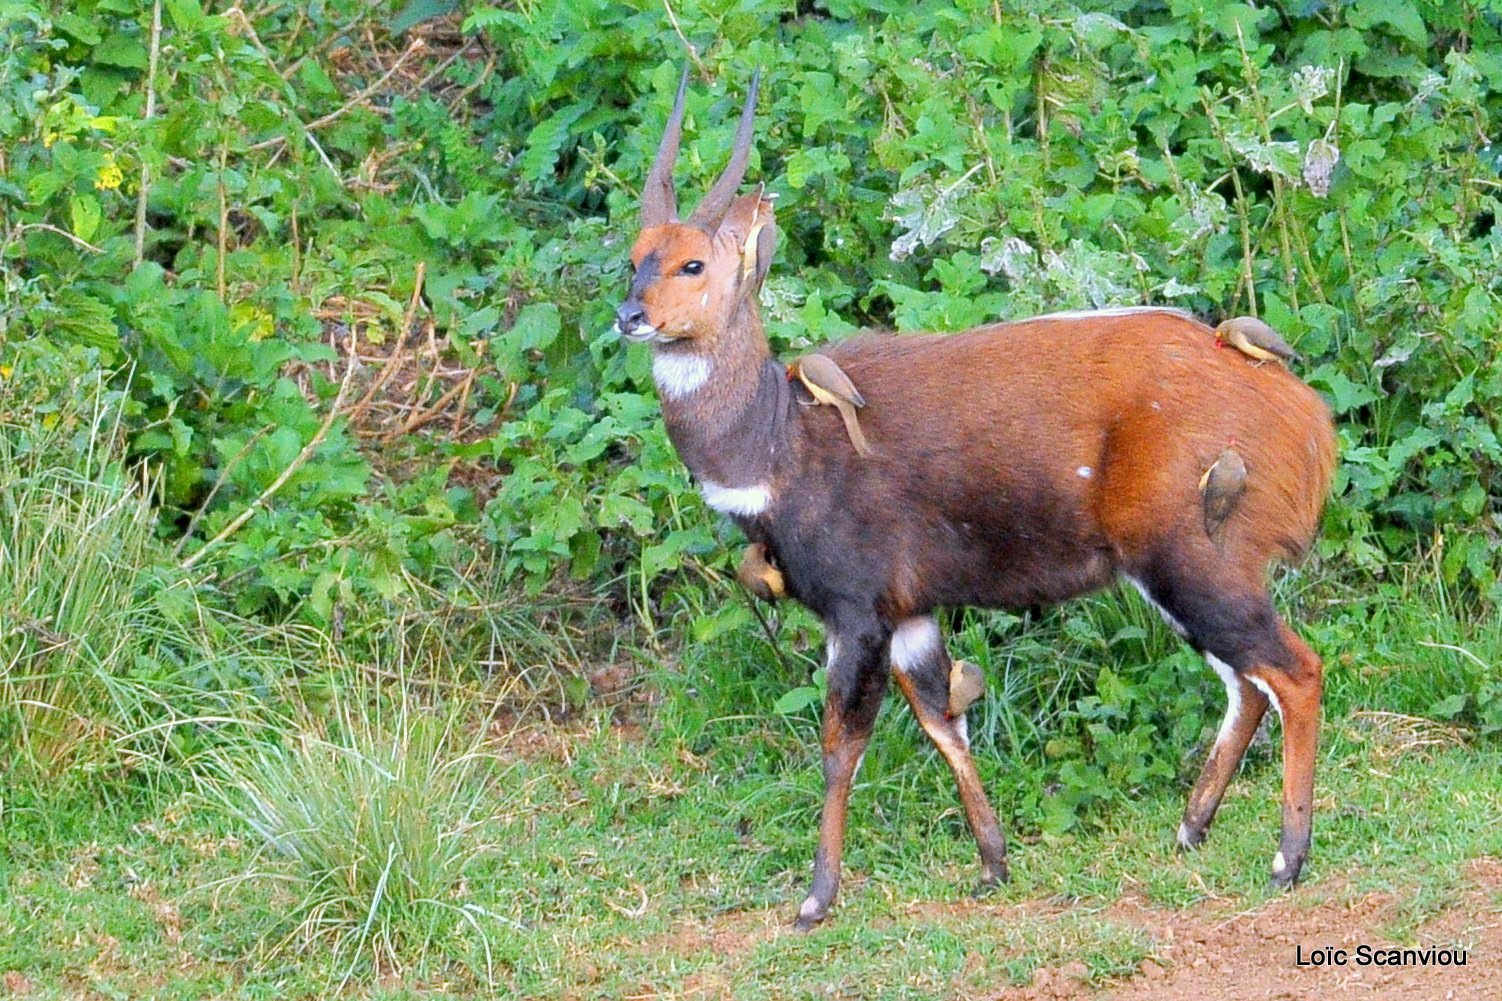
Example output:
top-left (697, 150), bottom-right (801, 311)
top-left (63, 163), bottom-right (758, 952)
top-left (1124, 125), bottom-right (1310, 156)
top-left (652, 858), bottom-right (1502, 1000)
top-left (1005, 858), bottom-right (1502, 1001)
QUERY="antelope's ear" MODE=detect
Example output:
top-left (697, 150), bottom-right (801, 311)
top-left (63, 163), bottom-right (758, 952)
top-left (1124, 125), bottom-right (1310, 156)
top-left (717, 188), bottom-right (765, 247)
top-left (719, 186), bottom-right (777, 293)
top-left (748, 211), bottom-right (777, 290)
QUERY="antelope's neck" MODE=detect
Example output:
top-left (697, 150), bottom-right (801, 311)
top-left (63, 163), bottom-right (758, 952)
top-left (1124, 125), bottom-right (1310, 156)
top-left (653, 312), bottom-right (792, 520)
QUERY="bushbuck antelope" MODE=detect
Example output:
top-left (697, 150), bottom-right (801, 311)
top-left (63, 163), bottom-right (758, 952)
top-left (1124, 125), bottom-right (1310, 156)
top-left (615, 70), bottom-right (1336, 929)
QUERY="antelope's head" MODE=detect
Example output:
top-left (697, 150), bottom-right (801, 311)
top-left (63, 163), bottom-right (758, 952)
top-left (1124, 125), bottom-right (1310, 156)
top-left (615, 70), bottom-right (777, 353)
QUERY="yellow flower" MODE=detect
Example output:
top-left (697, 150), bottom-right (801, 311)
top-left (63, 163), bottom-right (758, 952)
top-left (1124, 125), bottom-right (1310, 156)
top-left (43, 130), bottom-right (59, 148)
top-left (0, 365), bottom-right (12, 379)
top-left (95, 156), bottom-right (124, 191)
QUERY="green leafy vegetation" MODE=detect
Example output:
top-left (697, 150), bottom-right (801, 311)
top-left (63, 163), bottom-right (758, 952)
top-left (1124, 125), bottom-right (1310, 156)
top-left (2, 0), bottom-right (1501, 995)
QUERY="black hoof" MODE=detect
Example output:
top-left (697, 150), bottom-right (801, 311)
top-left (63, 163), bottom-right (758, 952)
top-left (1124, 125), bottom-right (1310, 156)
top-left (1175, 822), bottom-right (1207, 852)
top-left (1269, 850), bottom-right (1305, 889)
top-left (971, 878), bottom-right (1002, 900)
top-left (971, 859), bottom-right (1009, 896)
top-left (794, 895), bottom-right (827, 931)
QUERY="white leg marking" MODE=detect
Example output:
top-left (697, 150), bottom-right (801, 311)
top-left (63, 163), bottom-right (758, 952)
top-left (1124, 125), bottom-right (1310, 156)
top-left (889, 617), bottom-right (941, 675)
top-left (652, 352), bottom-right (711, 399)
top-left (1177, 822), bottom-right (1195, 849)
top-left (1246, 674), bottom-right (1284, 717)
top-left (1273, 850), bottom-right (1288, 874)
top-left (698, 479), bottom-right (771, 517)
top-left (1123, 575), bottom-right (1189, 639)
top-left (798, 895), bottom-right (822, 921)
top-left (1204, 654), bottom-right (1244, 750)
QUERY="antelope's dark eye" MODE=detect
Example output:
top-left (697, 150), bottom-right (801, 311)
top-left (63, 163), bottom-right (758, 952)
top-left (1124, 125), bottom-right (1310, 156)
top-left (680, 260), bottom-right (705, 276)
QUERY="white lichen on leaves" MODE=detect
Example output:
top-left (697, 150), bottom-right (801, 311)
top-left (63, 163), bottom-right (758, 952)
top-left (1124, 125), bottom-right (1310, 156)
top-left (1167, 187), bottom-right (1229, 257)
top-left (1290, 65), bottom-right (1335, 113)
top-left (1228, 131), bottom-right (1303, 181)
top-left (1041, 240), bottom-right (1138, 308)
top-left (758, 276), bottom-right (804, 325)
top-left (1303, 138), bottom-right (1340, 197)
top-left (887, 167), bottom-right (979, 261)
top-left (979, 235), bottom-right (1038, 281)
top-left (1160, 276), bottom-right (1200, 299)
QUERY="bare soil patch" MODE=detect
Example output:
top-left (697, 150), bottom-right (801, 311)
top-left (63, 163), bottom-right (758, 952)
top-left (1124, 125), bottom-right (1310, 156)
top-left (998, 859), bottom-right (1502, 1000)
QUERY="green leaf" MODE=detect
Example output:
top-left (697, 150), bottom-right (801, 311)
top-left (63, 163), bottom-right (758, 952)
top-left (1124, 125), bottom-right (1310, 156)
top-left (773, 686), bottom-right (821, 716)
top-left (1428, 693), bottom-right (1467, 720)
top-left (93, 31), bottom-right (149, 70)
top-left (518, 103), bottom-right (587, 186)
top-left (164, 0), bottom-right (205, 32)
top-left (798, 72), bottom-right (841, 136)
top-left (48, 289), bottom-right (119, 354)
top-left (70, 193), bottom-right (102, 242)
top-left (55, 13), bottom-right (102, 44)
top-left (507, 302), bottom-right (561, 353)
top-left (691, 603), bottom-right (752, 644)
top-left (459, 305), bottom-right (501, 339)
top-left (463, 6), bottom-right (530, 33)
top-left (1108, 625), bottom-right (1148, 647)
top-left (1349, 0), bottom-right (1428, 48)
top-left (1309, 366), bottom-right (1381, 415)
top-left (389, 0), bottom-right (459, 33)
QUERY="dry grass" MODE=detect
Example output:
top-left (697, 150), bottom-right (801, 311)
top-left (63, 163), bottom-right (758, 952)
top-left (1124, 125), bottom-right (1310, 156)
top-left (1347, 709), bottom-right (1470, 762)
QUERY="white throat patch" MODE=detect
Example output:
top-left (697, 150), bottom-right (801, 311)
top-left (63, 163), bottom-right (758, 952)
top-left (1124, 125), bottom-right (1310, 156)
top-left (698, 479), bottom-right (771, 517)
top-left (653, 352), bottom-right (711, 400)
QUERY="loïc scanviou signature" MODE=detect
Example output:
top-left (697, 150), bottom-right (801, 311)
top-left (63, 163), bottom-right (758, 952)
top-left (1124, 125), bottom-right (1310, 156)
top-left (1296, 944), bottom-right (1469, 968)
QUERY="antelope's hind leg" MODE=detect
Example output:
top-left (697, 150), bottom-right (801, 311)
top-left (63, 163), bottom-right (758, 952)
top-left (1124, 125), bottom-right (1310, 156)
top-left (890, 617), bottom-right (1009, 891)
top-left (1177, 654), bottom-right (1270, 850)
top-left (1244, 624), bottom-right (1323, 888)
top-left (1132, 572), bottom-right (1324, 887)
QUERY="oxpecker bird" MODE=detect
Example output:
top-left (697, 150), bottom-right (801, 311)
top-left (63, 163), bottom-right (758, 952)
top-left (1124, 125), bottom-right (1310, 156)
top-left (1200, 447), bottom-right (1248, 538)
top-left (1216, 316), bottom-right (1300, 365)
top-left (791, 352), bottom-right (872, 456)
top-left (947, 659), bottom-right (985, 718)
top-left (737, 541), bottom-right (785, 602)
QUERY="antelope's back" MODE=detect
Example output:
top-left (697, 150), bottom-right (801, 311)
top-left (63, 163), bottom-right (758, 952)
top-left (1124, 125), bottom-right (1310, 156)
top-left (818, 310), bottom-right (1336, 589)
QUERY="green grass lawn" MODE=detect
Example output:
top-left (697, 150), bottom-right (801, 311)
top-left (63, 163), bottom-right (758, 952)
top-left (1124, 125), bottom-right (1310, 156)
top-left (3, 614), bottom-right (1499, 999)
top-left (4, 442), bottom-right (1496, 997)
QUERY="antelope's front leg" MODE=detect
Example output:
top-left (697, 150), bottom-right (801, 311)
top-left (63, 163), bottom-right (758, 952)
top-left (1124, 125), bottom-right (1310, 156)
top-left (796, 621), bottom-right (891, 931)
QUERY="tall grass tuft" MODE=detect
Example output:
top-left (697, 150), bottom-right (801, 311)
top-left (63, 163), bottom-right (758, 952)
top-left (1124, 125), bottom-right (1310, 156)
top-left (0, 390), bottom-right (286, 784)
top-left (206, 672), bottom-right (507, 983)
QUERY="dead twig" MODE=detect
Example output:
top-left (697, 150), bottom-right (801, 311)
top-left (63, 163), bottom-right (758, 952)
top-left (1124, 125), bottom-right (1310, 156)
top-left (134, 0), bottom-right (163, 267)
top-left (345, 261), bottom-right (425, 425)
top-left (661, 0), bottom-right (706, 78)
top-left (172, 423), bottom-right (274, 559)
top-left (247, 39), bottom-right (426, 152)
top-left (451, 367), bottom-right (476, 435)
top-left (8, 223), bottom-right (104, 255)
top-left (380, 372), bottom-right (472, 443)
top-left (182, 355), bottom-right (356, 570)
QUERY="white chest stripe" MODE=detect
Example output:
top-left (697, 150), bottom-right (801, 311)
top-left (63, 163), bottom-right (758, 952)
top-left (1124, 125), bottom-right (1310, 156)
top-left (698, 479), bottom-right (771, 517)
top-left (653, 353), bottom-right (711, 399)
